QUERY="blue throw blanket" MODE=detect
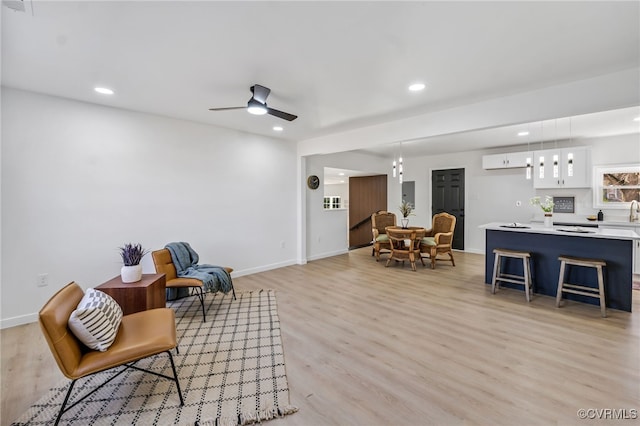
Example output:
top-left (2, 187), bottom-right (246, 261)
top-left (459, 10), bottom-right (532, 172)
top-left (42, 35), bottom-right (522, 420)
top-left (165, 242), bottom-right (233, 294)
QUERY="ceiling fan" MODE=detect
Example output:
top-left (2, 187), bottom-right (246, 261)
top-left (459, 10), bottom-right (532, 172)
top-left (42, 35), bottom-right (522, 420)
top-left (208, 84), bottom-right (298, 121)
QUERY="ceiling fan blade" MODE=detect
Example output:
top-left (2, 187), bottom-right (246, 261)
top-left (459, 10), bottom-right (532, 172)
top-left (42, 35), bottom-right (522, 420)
top-left (250, 84), bottom-right (271, 104)
top-left (267, 107), bottom-right (298, 121)
top-left (208, 106), bottom-right (246, 111)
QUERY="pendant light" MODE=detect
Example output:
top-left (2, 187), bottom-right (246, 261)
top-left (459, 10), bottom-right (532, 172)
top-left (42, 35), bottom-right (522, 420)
top-left (538, 121), bottom-right (545, 180)
top-left (525, 123), bottom-right (532, 180)
top-left (552, 120), bottom-right (559, 179)
top-left (567, 117), bottom-right (574, 177)
top-left (391, 142), bottom-right (404, 184)
top-left (398, 142), bottom-right (404, 184)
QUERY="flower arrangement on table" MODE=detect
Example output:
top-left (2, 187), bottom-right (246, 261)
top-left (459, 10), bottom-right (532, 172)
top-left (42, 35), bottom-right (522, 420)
top-left (399, 200), bottom-right (415, 218)
top-left (399, 200), bottom-right (414, 228)
top-left (530, 196), bottom-right (554, 214)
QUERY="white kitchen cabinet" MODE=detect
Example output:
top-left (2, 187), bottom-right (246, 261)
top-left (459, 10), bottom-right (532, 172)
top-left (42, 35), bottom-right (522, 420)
top-left (482, 151), bottom-right (532, 169)
top-left (533, 146), bottom-right (590, 188)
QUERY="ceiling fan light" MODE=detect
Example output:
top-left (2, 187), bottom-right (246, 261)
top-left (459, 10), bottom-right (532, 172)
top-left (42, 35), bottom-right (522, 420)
top-left (248, 105), bottom-right (267, 115)
top-left (247, 99), bottom-right (268, 115)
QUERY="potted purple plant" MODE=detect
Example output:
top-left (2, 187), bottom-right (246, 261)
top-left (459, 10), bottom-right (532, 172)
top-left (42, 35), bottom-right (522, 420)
top-left (119, 243), bottom-right (148, 283)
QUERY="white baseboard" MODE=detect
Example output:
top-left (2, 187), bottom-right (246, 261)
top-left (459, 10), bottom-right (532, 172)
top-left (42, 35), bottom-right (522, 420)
top-left (461, 247), bottom-right (484, 255)
top-left (0, 261), bottom-right (300, 329)
top-left (1, 312), bottom-right (38, 329)
top-left (307, 248), bottom-right (349, 262)
top-left (231, 259), bottom-right (298, 277)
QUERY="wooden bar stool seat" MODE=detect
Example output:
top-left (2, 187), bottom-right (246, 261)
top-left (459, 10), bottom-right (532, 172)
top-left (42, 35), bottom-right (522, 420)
top-left (556, 255), bottom-right (607, 317)
top-left (491, 248), bottom-right (533, 302)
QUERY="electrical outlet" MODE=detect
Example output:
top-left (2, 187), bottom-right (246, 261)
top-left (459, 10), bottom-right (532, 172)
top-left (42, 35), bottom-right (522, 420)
top-left (36, 273), bottom-right (49, 287)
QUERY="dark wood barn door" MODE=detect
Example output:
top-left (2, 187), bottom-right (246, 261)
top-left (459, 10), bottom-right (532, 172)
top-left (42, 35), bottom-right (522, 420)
top-left (349, 175), bottom-right (387, 249)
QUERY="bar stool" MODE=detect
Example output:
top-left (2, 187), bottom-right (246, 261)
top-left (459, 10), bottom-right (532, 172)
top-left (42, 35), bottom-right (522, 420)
top-left (491, 248), bottom-right (533, 302)
top-left (556, 255), bottom-right (607, 317)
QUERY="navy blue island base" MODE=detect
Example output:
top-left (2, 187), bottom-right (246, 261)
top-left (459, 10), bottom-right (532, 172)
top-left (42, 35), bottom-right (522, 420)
top-left (485, 228), bottom-right (634, 312)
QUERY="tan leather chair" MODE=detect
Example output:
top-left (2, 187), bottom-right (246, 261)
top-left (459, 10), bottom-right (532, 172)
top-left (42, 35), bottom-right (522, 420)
top-left (152, 248), bottom-right (234, 322)
top-left (420, 212), bottom-right (457, 269)
top-left (371, 211), bottom-right (397, 261)
top-left (39, 282), bottom-right (183, 425)
top-left (385, 226), bottom-right (426, 271)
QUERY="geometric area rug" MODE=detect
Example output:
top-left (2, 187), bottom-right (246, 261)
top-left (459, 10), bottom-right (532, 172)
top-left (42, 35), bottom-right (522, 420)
top-left (11, 289), bottom-right (298, 426)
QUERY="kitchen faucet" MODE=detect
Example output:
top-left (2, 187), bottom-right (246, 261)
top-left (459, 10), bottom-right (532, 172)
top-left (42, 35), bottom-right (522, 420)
top-left (631, 199), bottom-right (640, 222)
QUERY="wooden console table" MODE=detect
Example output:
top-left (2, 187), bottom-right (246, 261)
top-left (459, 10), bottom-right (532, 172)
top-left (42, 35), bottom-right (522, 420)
top-left (96, 273), bottom-right (166, 315)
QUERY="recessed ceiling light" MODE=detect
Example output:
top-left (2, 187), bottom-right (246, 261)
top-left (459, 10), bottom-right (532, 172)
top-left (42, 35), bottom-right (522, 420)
top-left (518, 131), bottom-right (530, 136)
top-left (634, 117), bottom-right (640, 122)
top-left (408, 83), bottom-right (426, 92)
top-left (94, 87), bottom-right (114, 95)
top-left (273, 126), bottom-right (283, 131)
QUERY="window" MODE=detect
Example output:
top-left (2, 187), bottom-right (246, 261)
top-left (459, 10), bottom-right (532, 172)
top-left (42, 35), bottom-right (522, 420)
top-left (593, 164), bottom-right (640, 209)
top-left (323, 196), bottom-right (341, 209)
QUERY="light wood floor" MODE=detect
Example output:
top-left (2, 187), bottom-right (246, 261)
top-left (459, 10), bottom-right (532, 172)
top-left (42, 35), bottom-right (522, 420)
top-left (2, 249), bottom-right (639, 425)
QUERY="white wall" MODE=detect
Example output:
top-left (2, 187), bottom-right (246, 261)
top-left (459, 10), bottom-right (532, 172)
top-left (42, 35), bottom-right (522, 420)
top-left (1, 87), bottom-right (298, 327)
top-left (305, 151), bottom-right (388, 260)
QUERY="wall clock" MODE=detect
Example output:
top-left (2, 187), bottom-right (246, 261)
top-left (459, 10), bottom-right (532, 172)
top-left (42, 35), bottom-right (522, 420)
top-left (307, 175), bottom-right (320, 190)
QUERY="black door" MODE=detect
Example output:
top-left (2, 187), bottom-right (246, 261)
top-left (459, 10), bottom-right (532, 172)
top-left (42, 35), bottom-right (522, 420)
top-left (432, 168), bottom-right (465, 250)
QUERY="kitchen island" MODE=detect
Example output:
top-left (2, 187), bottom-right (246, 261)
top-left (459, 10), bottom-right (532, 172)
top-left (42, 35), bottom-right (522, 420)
top-left (481, 223), bottom-right (639, 312)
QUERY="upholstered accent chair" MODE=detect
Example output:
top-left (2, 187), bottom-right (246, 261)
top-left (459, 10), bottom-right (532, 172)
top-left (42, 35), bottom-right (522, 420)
top-left (371, 211), bottom-right (397, 261)
top-left (39, 282), bottom-right (183, 425)
top-left (385, 226), bottom-right (427, 271)
top-left (420, 212), bottom-right (457, 269)
top-left (152, 248), bottom-right (234, 322)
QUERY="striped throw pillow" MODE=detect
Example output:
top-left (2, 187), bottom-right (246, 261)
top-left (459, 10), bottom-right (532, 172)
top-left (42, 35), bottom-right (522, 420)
top-left (68, 288), bottom-right (123, 352)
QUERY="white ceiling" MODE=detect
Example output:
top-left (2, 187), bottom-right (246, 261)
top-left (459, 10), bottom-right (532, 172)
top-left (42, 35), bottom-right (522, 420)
top-left (356, 106), bottom-right (640, 158)
top-left (2, 1), bottom-right (639, 149)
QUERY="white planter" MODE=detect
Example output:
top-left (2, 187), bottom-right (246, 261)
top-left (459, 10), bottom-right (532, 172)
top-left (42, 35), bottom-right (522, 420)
top-left (121, 264), bottom-right (142, 283)
top-left (544, 214), bottom-right (553, 228)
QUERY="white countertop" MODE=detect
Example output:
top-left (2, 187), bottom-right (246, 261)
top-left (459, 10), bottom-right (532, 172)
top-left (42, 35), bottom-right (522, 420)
top-left (530, 217), bottom-right (640, 228)
top-left (481, 222), bottom-right (640, 241)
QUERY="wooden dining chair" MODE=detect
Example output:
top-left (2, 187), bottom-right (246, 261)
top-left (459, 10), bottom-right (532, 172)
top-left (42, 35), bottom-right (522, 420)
top-left (420, 212), bottom-right (457, 269)
top-left (385, 227), bottom-right (426, 271)
top-left (371, 211), bottom-right (397, 261)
